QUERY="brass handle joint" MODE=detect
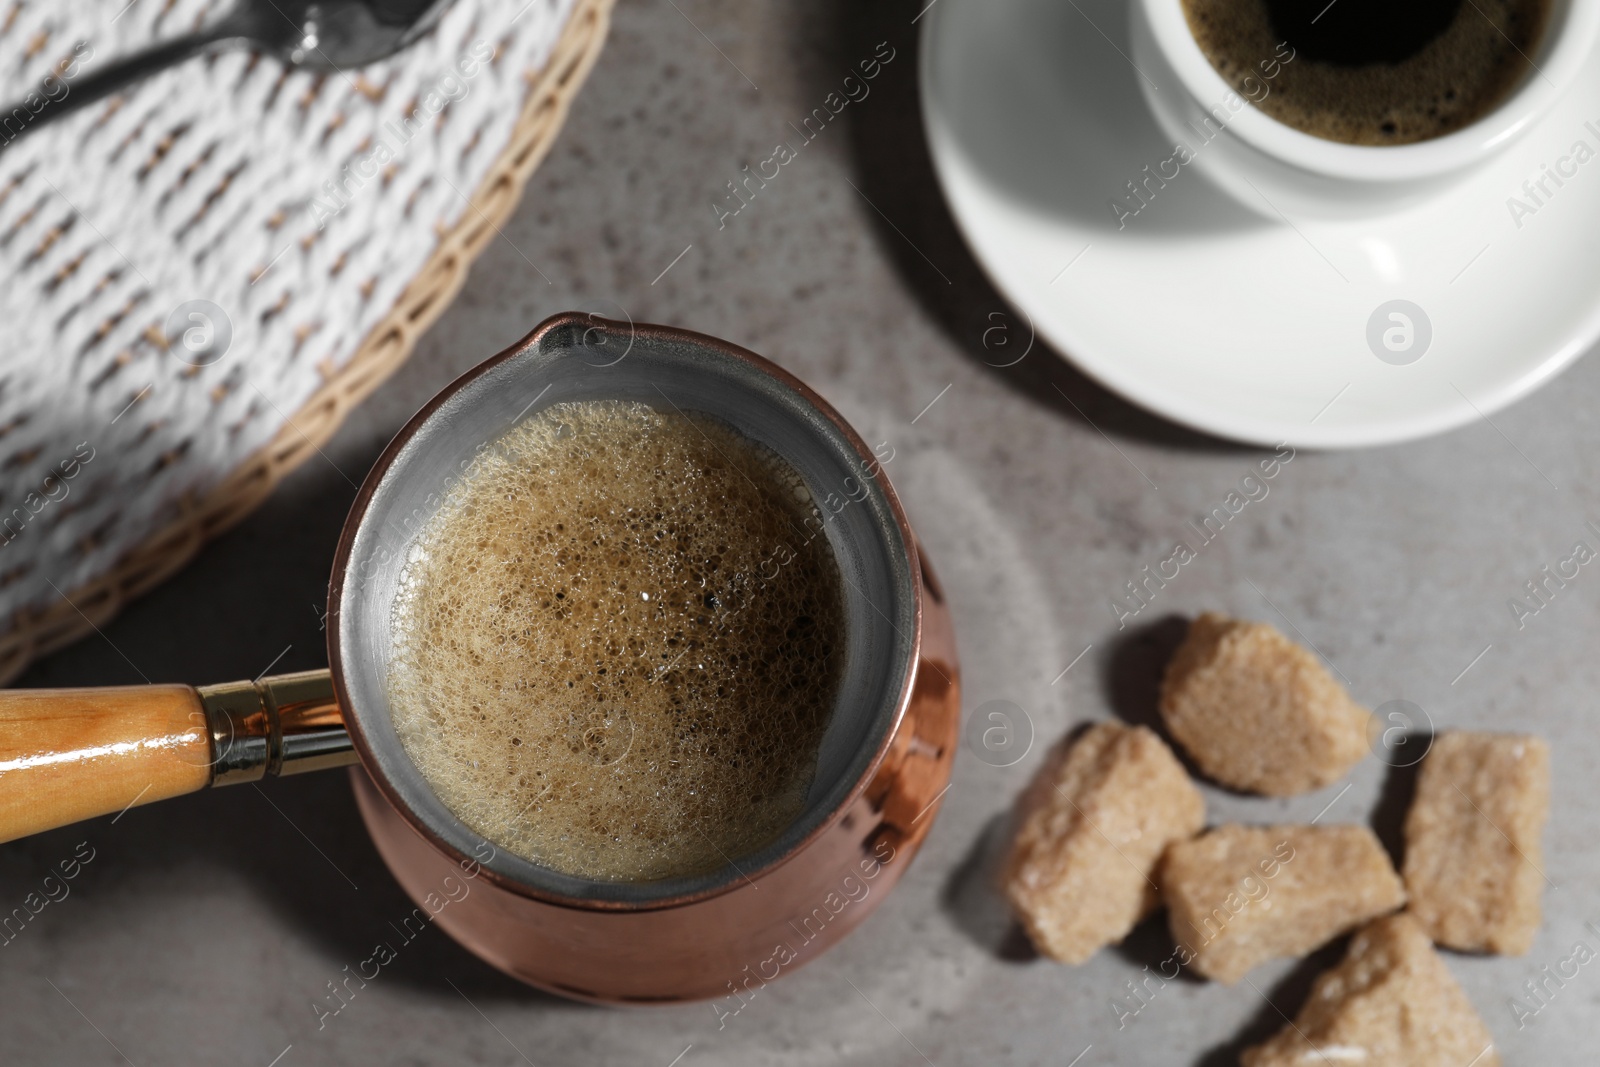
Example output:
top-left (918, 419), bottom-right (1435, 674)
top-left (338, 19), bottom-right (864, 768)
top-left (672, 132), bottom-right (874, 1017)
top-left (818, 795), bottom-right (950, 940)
top-left (198, 669), bottom-right (354, 786)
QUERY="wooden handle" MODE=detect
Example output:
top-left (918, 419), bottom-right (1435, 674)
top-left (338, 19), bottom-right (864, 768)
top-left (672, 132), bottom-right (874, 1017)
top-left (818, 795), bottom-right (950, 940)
top-left (0, 685), bottom-right (213, 844)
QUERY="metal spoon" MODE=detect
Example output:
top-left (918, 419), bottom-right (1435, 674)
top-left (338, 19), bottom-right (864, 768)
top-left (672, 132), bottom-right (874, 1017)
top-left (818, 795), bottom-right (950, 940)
top-left (0, 0), bottom-right (451, 149)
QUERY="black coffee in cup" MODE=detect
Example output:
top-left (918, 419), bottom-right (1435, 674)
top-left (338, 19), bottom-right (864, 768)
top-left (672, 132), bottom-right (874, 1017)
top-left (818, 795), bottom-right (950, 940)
top-left (1182, 0), bottom-right (1551, 144)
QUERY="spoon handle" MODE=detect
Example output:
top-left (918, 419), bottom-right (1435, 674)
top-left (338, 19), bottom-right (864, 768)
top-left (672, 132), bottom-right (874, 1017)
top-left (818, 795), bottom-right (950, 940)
top-left (0, 22), bottom-right (250, 152)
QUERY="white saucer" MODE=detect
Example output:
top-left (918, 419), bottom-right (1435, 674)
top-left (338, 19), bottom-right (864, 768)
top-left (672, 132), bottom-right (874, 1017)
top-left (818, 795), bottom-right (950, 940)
top-left (920, 0), bottom-right (1600, 448)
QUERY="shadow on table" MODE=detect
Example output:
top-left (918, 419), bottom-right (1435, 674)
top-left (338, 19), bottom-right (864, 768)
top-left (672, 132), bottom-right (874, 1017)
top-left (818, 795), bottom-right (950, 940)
top-left (939, 810), bottom-right (1038, 963)
top-left (809, 0), bottom-right (1253, 455)
top-left (1369, 737), bottom-right (1430, 867)
top-left (1102, 613), bottom-right (1190, 736)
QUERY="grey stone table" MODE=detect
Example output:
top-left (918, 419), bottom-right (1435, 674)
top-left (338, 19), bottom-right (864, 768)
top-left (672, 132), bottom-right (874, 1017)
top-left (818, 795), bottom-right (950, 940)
top-left (4, 1), bottom-right (1597, 1064)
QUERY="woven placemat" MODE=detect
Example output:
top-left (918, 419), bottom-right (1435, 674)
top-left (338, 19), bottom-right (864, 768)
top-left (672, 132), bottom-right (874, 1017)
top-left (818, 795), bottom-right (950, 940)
top-left (0, 0), bottom-right (614, 683)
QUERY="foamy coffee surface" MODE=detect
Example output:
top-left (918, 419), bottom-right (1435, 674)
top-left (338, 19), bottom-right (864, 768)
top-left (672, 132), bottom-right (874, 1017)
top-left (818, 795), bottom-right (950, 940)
top-left (387, 400), bottom-right (846, 882)
top-left (1183, 0), bottom-right (1549, 145)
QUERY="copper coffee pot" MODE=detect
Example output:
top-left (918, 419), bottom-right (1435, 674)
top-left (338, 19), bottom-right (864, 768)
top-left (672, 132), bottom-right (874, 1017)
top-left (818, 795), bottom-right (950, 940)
top-left (0, 314), bottom-right (960, 1002)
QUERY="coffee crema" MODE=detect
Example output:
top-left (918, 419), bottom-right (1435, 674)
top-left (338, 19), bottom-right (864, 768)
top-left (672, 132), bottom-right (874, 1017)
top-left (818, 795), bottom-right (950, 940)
top-left (1182, 0), bottom-right (1550, 145)
top-left (387, 400), bottom-right (846, 882)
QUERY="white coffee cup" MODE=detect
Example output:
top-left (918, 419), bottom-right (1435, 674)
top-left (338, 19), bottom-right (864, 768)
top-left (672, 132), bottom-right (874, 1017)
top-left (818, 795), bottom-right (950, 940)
top-left (1128, 0), bottom-right (1600, 216)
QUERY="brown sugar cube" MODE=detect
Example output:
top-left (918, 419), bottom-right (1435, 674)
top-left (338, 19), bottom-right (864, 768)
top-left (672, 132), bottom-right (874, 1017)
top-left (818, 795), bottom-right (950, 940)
top-left (1241, 914), bottom-right (1501, 1067)
top-left (1159, 612), bottom-right (1372, 795)
top-left (1003, 722), bottom-right (1204, 964)
top-left (1403, 730), bottom-right (1551, 955)
top-left (1162, 823), bottom-right (1404, 984)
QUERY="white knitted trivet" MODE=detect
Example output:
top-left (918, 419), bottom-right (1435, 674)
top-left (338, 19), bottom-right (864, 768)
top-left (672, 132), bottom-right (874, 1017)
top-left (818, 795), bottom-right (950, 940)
top-left (0, 0), bottom-right (580, 650)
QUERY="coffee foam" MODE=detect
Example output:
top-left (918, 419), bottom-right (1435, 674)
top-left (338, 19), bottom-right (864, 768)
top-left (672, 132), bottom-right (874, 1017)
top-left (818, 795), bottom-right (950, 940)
top-left (386, 400), bottom-right (846, 882)
top-left (1183, 0), bottom-right (1549, 145)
